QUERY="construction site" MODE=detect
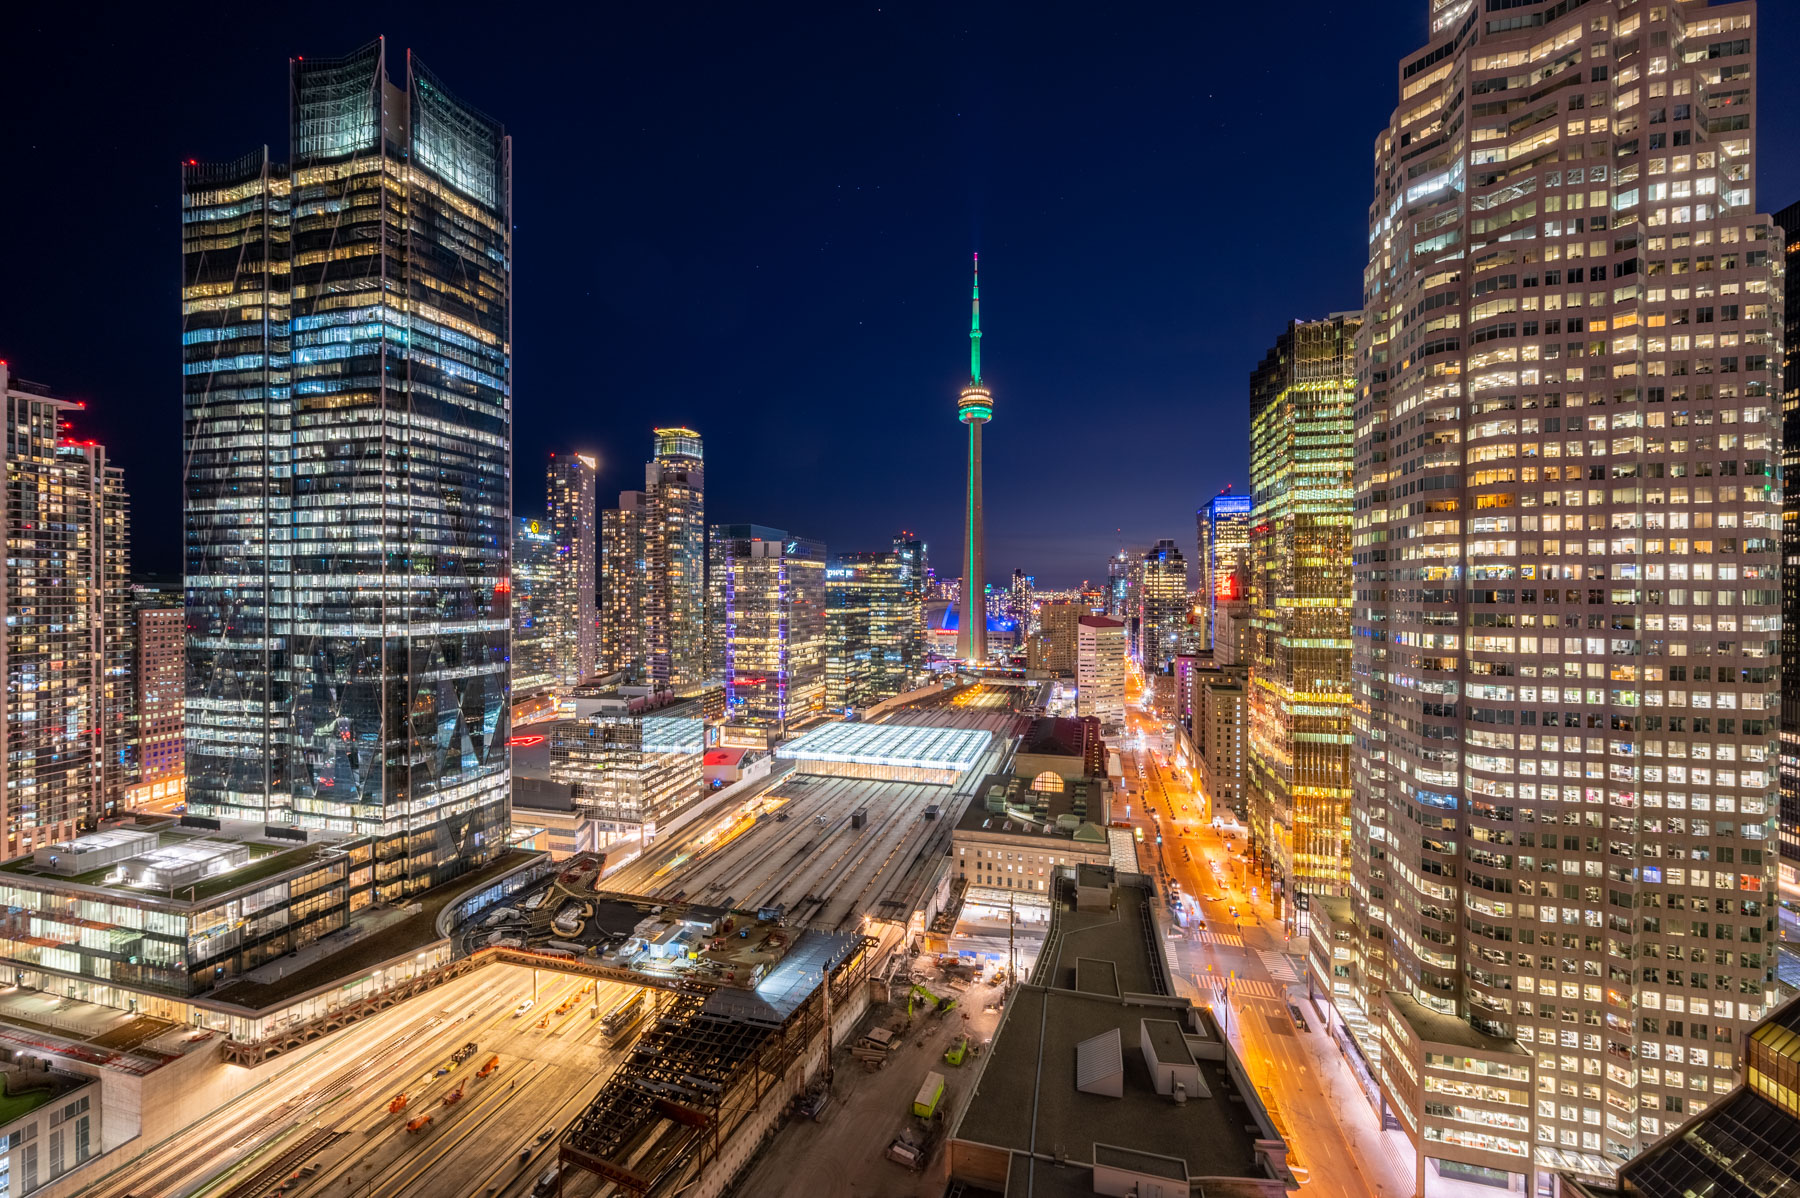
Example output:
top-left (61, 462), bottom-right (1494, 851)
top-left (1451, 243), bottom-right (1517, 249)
top-left (548, 686), bottom-right (1039, 1198)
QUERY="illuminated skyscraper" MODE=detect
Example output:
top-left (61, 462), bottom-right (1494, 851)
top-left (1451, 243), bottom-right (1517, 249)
top-left (646, 428), bottom-right (706, 686)
top-left (600, 491), bottom-right (647, 677)
top-left (1136, 540), bottom-right (1188, 676)
top-left (1776, 200), bottom-right (1800, 908)
top-left (893, 531), bottom-right (928, 679)
top-left (827, 551), bottom-right (913, 713)
top-left (957, 256), bottom-right (992, 662)
top-left (1, 365), bottom-right (133, 854)
top-left (709, 526), bottom-right (826, 739)
top-left (1076, 616), bottom-right (1126, 733)
top-left (545, 453), bottom-right (598, 687)
top-left (1247, 314), bottom-right (1358, 909)
top-left (182, 39), bottom-right (511, 894)
top-left (1009, 568), bottom-right (1035, 633)
top-left (1197, 491), bottom-right (1253, 652)
top-left (1349, 4), bottom-right (1779, 1187)
top-left (512, 517), bottom-right (557, 696)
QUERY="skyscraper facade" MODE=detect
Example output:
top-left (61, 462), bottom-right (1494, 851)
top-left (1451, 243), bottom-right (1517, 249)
top-left (512, 517), bottom-right (558, 697)
top-left (1136, 539), bottom-right (1188, 676)
top-left (1076, 615), bottom-right (1126, 733)
top-left (709, 526), bottom-right (827, 738)
top-left (1350, 4), bottom-right (1780, 1188)
top-left (1031, 601), bottom-right (1082, 677)
top-left (545, 453), bottom-right (598, 687)
top-left (600, 491), bottom-right (648, 678)
top-left (893, 532), bottom-right (929, 678)
top-left (1009, 568), bottom-right (1035, 634)
top-left (1775, 200), bottom-right (1800, 907)
top-left (1, 366), bottom-right (133, 854)
top-left (1197, 491), bottom-right (1253, 652)
top-left (826, 551), bottom-right (913, 713)
top-left (133, 588), bottom-right (187, 797)
top-left (1105, 551), bottom-right (1131, 621)
top-left (645, 428), bottom-right (707, 686)
top-left (183, 39), bottom-right (511, 895)
top-left (957, 256), bottom-right (992, 662)
top-left (1247, 314), bottom-right (1359, 906)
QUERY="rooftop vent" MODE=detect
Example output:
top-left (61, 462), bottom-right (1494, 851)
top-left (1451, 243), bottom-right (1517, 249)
top-left (1074, 1027), bottom-right (1123, 1098)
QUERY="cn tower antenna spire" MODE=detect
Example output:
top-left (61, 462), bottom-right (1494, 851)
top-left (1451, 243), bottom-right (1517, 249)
top-left (970, 252), bottom-right (982, 385)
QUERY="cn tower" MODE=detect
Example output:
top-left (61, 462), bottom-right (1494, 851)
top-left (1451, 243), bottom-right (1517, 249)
top-left (957, 254), bottom-right (991, 662)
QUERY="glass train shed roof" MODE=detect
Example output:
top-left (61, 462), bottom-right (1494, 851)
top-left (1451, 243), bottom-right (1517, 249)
top-left (775, 722), bottom-right (992, 772)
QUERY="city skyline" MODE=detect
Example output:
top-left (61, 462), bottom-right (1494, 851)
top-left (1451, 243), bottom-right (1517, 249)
top-left (26, 7), bottom-right (1800, 586)
top-left (2, 6), bottom-right (1800, 1198)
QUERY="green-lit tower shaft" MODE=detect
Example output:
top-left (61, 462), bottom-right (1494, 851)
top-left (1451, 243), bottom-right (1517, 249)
top-left (956, 254), bottom-right (992, 661)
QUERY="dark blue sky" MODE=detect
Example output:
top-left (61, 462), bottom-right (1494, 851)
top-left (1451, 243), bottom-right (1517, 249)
top-left (4, 3), bottom-right (1797, 587)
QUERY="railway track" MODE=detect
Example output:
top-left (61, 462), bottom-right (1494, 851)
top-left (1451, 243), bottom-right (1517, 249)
top-left (214, 1128), bottom-right (344, 1198)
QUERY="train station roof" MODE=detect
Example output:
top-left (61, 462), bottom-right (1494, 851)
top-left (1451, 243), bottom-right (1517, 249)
top-left (775, 721), bottom-right (992, 773)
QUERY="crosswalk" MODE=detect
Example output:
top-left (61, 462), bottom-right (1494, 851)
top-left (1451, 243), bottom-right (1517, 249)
top-left (1193, 931), bottom-right (1244, 948)
top-left (1195, 974), bottom-right (1284, 1000)
top-left (1259, 950), bottom-right (1300, 982)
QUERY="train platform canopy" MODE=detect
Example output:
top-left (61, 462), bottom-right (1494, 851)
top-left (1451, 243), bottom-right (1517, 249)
top-left (774, 722), bottom-right (993, 785)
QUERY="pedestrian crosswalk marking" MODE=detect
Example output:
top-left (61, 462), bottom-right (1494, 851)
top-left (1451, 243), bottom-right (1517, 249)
top-left (1194, 932), bottom-right (1244, 948)
top-left (1195, 975), bottom-right (1283, 1000)
top-left (1259, 950), bottom-right (1300, 982)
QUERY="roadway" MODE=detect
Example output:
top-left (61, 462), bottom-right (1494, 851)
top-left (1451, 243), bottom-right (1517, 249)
top-left (79, 966), bottom-right (651, 1198)
top-left (1120, 670), bottom-right (1410, 1198)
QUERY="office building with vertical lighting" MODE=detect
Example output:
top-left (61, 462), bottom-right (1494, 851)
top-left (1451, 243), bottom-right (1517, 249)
top-left (600, 490), bottom-right (648, 678)
top-left (1198, 491), bottom-right (1254, 652)
top-left (545, 452), bottom-right (598, 687)
top-left (1247, 314), bottom-right (1359, 910)
top-left (182, 39), bottom-right (511, 894)
top-left (957, 256), bottom-right (992, 662)
top-left (512, 516), bottom-right (558, 697)
top-left (0, 365), bottom-right (133, 852)
top-left (1350, 4), bottom-right (1780, 1190)
top-left (709, 526), bottom-right (827, 741)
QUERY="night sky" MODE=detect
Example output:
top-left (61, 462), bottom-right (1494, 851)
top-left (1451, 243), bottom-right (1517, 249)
top-left (5, 4), bottom-right (1798, 588)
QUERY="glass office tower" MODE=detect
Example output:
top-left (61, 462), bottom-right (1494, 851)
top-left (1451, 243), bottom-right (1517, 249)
top-left (1197, 492), bottom-right (1253, 652)
top-left (513, 517), bottom-right (557, 697)
top-left (182, 38), bottom-right (511, 897)
top-left (709, 526), bottom-right (826, 738)
top-left (1247, 315), bottom-right (1359, 907)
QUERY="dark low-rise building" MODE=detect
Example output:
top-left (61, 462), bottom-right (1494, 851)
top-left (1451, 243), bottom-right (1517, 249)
top-left (948, 865), bottom-right (1294, 1197)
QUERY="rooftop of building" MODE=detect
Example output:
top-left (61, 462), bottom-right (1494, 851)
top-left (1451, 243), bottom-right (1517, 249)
top-left (1078, 614), bottom-right (1123, 629)
top-left (952, 867), bottom-right (1278, 1192)
top-left (0, 1058), bottom-right (92, 1130)
top-left (774, 720), bottom-right (992, 772)
top-left (956, 773), bottom-right (1110, 845)
top-left (1384, 991), bottom-right (1530, 1056)
top-left (0, 817), bottom-right (350, 905)
top-left (1016, 716), bottom-right (1100, 761)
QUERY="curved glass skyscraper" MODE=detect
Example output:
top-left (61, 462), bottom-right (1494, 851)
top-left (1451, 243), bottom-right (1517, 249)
top-left (183, 38), bottom-right (511, 897)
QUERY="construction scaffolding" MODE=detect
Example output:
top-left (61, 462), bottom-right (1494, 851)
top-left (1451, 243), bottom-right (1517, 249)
top-left (560, 936), bottom-right (874, 1196)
